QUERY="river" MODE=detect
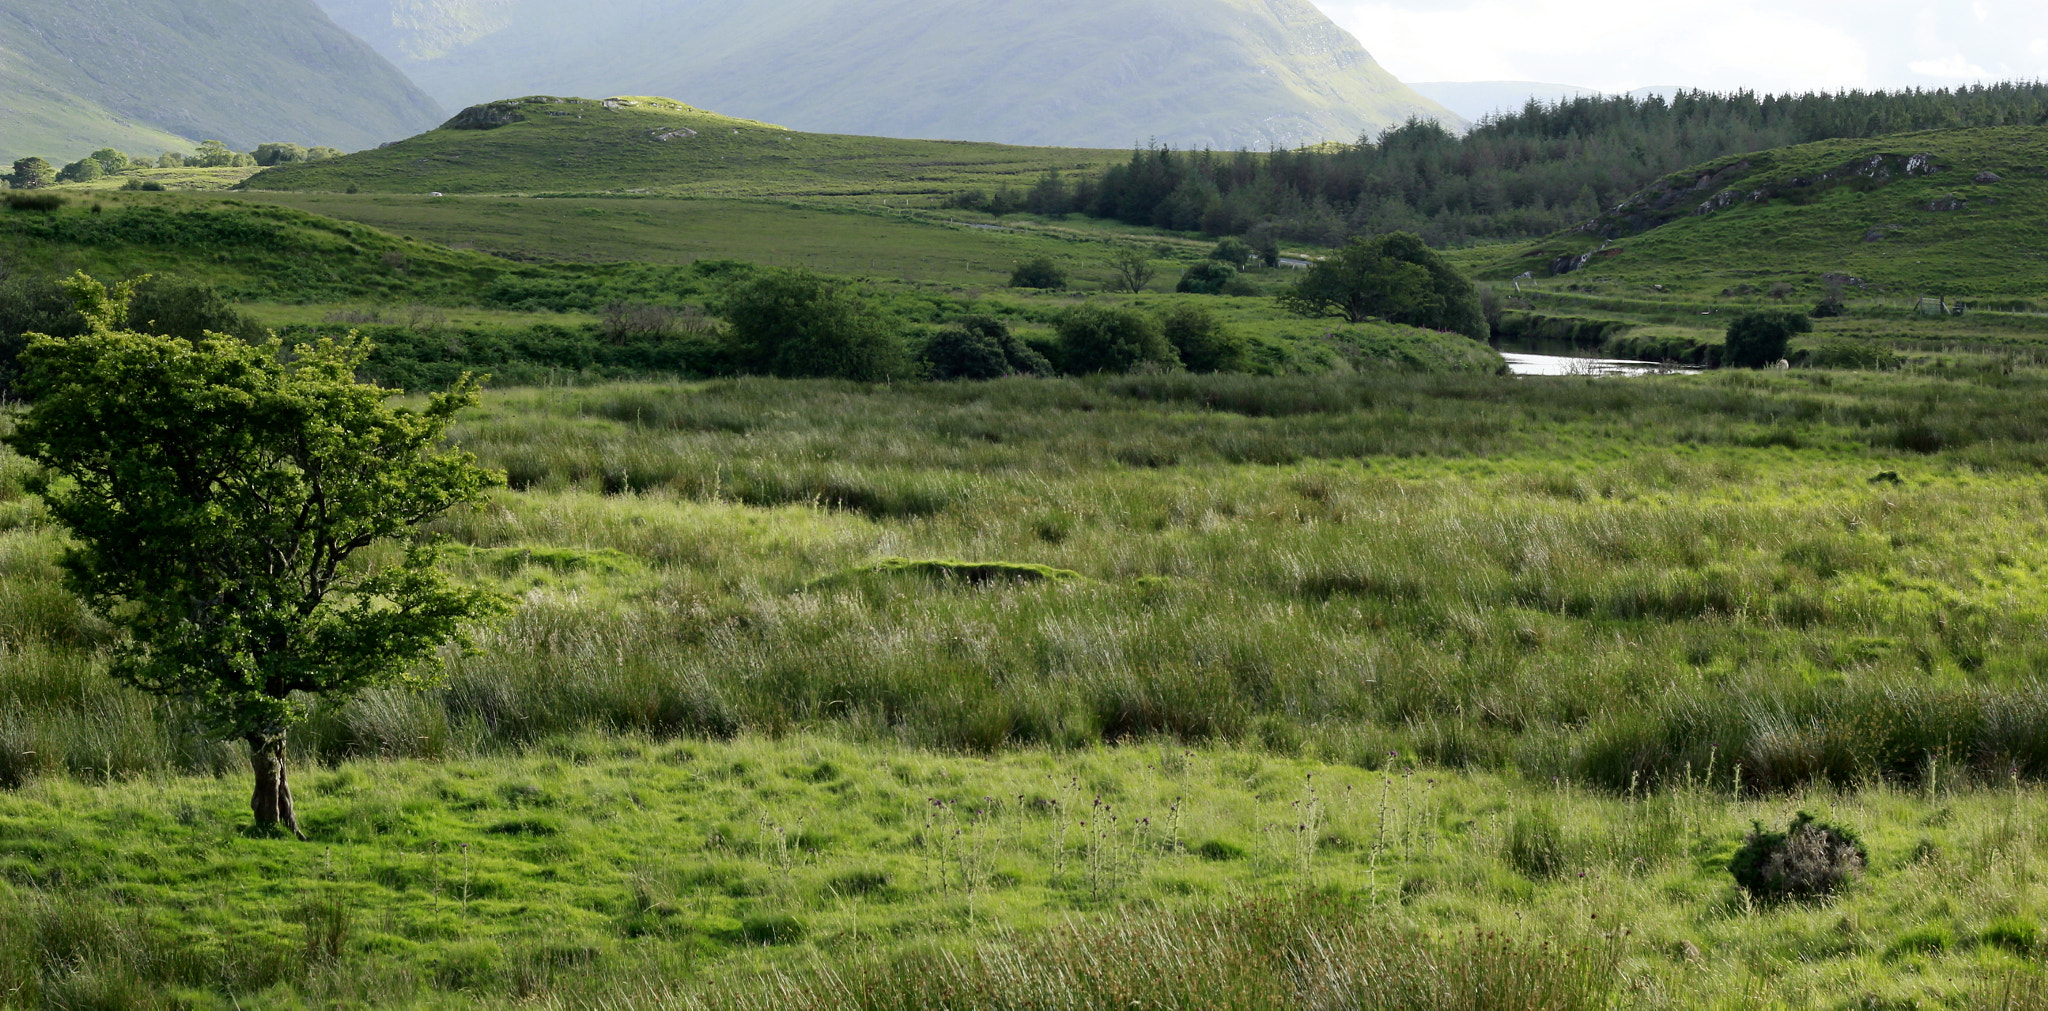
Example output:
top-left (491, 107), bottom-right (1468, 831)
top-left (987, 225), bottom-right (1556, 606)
top-left (1499, 352), bottom-right (1701, 377)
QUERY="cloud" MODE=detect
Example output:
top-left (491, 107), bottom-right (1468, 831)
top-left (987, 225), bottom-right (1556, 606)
top-left (1310, 0), bottom-right (2047, 93)
top-left (1908, 55), bottom-right (1992, 78)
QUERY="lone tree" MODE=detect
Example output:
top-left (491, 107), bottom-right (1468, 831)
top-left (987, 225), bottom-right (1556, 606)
top-left (5, 274), bottom-right (504, 838)
top-left (718, 267), bottom-right (906, 381)
top-left (1105, 246), bottom-right (1156, 293)
top-left (1279, 233), bottom-right (1489, 340)
top-left (1723, 309), bottom-right (1812, 367)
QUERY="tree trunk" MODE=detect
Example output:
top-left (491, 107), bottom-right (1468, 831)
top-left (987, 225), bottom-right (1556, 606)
top-left (247, 729), bottom-right (307, 840)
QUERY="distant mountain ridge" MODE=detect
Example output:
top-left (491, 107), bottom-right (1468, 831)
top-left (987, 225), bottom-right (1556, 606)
top-left (0, 0), bottom-right (444, 164)
top-left (313, 0), bottom-right (1466, 150)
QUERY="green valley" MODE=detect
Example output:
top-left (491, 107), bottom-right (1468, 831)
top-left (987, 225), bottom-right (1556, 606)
top-left (7, 75), bottom-right (2048, 1011)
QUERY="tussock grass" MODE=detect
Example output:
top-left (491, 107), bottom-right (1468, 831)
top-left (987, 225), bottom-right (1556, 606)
top-left (7, 368), bottom-right (2048, 1004)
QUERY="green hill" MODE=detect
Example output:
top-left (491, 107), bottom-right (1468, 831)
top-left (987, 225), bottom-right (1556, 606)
top-left (0, 0), bottom-right (444, 165)
top-left (312, 0), bottom-right (1463, 151)
top-left (240, 96), bottom-right (1132, 197)
top-left (1482, 126), bottom-right (2048, 302)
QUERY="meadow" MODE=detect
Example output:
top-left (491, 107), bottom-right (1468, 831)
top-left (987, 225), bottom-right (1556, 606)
top-left (6, 366), bottom-right (2048, 1006)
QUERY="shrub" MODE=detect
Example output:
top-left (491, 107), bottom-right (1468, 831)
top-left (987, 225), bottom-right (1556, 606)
top-left (923, 326), bottom-right (1011, 380)
top-left (1158, 304), bottom-right (1248, 373)
top-left (55, 158), bottom-right (102, 184)
top-left (2, 193), bottom-right (64, 212)
top-left (1723, 310), bottom-right (1812, 368)
top-left (1009, 257), bottom-right (1067, 290)
top-left (1981, 917), bottom-right (2039, 954)
top-left (717, 267), bottom-right (907, 381)
top-left (1054, 305), bottom-right (1178, 374)
top-left (1209, 236), bottom-right (1253, 267)
top-left (1176, 261), bottom-right (1237, 295)
top-left (1504, 808), bottom-right (1569, 878)
top-left (1729, 812), bottom-right (1866, 904)
top-left (1811, 300), bottom-right (1846, 317)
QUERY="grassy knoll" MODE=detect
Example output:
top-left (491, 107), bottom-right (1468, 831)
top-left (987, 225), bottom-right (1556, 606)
top-left (1473, 126), bottom-right (2048, 305)
top-left (239, 96), bottom-right (1128, 200)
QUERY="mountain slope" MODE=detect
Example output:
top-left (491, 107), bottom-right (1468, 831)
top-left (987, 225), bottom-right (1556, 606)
top-left (1483, 126), bottom-right (2048, 300)
top-left (0, 0), bottom-right (445, 164)
top-left (312, 0), bottom-right (1464, 150)
top-left (239, 95), bottom-right (1132, 197)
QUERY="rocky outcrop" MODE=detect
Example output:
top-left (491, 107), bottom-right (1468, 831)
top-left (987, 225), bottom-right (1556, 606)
top-left (1924, 194), bottom-right (1968, 212)
top-left (444, 102), bottom-right (527, 130)
top-left (1571, 152), bottom-right (1943, 242)
top-left (1974, 170), bottom-right (2001, 183)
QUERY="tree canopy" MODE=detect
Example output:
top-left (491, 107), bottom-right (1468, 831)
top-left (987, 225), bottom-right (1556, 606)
top-left (4, 274), bottom-right (504, 837)
top-left (717, 267), bottom-right (906, 381)
top-left (1279, 233), bottom-right (1486, 339)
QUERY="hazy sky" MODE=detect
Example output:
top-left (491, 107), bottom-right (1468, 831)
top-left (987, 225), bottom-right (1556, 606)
top-left (1311, 0), bottom-right (2048, 94)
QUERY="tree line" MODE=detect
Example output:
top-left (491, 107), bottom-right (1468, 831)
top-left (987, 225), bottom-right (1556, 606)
top-left (4, 141), bottom-right (343, 189)
top-left (965, 82), bottom-right (2048, 247)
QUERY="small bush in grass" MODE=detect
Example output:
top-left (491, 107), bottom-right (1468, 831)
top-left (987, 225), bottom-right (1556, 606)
top-left (1505, 808), bottom-right (1569, 878)
top-left (1885, 924), bottom-right (1953, 960)
top-left (2, 192), bottom-right (64, 212)
top-left (1729, 811), bottom-right (1866, 904)
top-left (1981, 917), bottom-right (2039, 954)
top-left (1195, 838), bottom-right (1246, 860)
top-left (1009, 257), bottom-right (1067, 290)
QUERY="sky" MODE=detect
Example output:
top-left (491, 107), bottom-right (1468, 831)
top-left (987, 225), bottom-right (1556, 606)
top-left (1310, 0), bottom-right (2048, 94)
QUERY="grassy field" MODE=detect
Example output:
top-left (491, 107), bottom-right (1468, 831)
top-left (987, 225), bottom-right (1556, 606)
top-left (5, 367), bottom-right (2048, 1005)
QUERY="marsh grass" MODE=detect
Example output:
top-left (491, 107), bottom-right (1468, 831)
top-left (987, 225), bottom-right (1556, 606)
top-left (7, 369), bottom-right (2048, 1004)
top-left (9, 371), bottom-right (2048, 789)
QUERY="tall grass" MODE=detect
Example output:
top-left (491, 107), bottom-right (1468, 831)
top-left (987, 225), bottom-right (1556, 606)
top-left (7, 370), bottom-right (2048, 794)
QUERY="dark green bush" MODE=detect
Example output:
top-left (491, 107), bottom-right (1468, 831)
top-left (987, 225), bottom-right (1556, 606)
top-left (1981, 917), bottom-right (2039, 954)
top-left (1055, 305), bottom-right (1178, 374)
top-left (1009, 257), bottom-right (1067, 290)
top-left (1208, 236), bottom-right (1253, 267)
top-left (1176, 261), bottom-right (1237, 295)
top-left (718, 267), bottom-right (907, 381)
top-left (923, 315), bottom-right (1049, 380)
top-left (1723, 310), bottom-right (1813, 368)
top-left (1729, 812), bottom-right (1866, 904)
top-left (1159, 304), bottom-right (1248, 373)
top-left (3, 193), bottom-right (65, 212)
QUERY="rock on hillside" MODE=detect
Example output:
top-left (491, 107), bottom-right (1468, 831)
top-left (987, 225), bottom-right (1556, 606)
top-left (313, 0), bottom-right (1464, 150)
top-left (0, 0), bottom-right (443, 163)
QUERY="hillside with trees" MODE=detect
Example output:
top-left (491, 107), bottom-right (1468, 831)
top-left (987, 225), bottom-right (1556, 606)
top-left (1054, 83), bottom-right (2048, 247)
top-left (0, 0), bottom-right (442, 165)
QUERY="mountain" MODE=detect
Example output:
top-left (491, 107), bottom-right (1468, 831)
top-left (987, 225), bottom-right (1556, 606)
top-left (0, 0), bottom-right (445, 165)
top-left (1484, 126), bottom-right (2048, 299)
top-left (239, 95), bottom-right (1130, 197)
top-left (311, 0), bottom-right (1465, 150)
